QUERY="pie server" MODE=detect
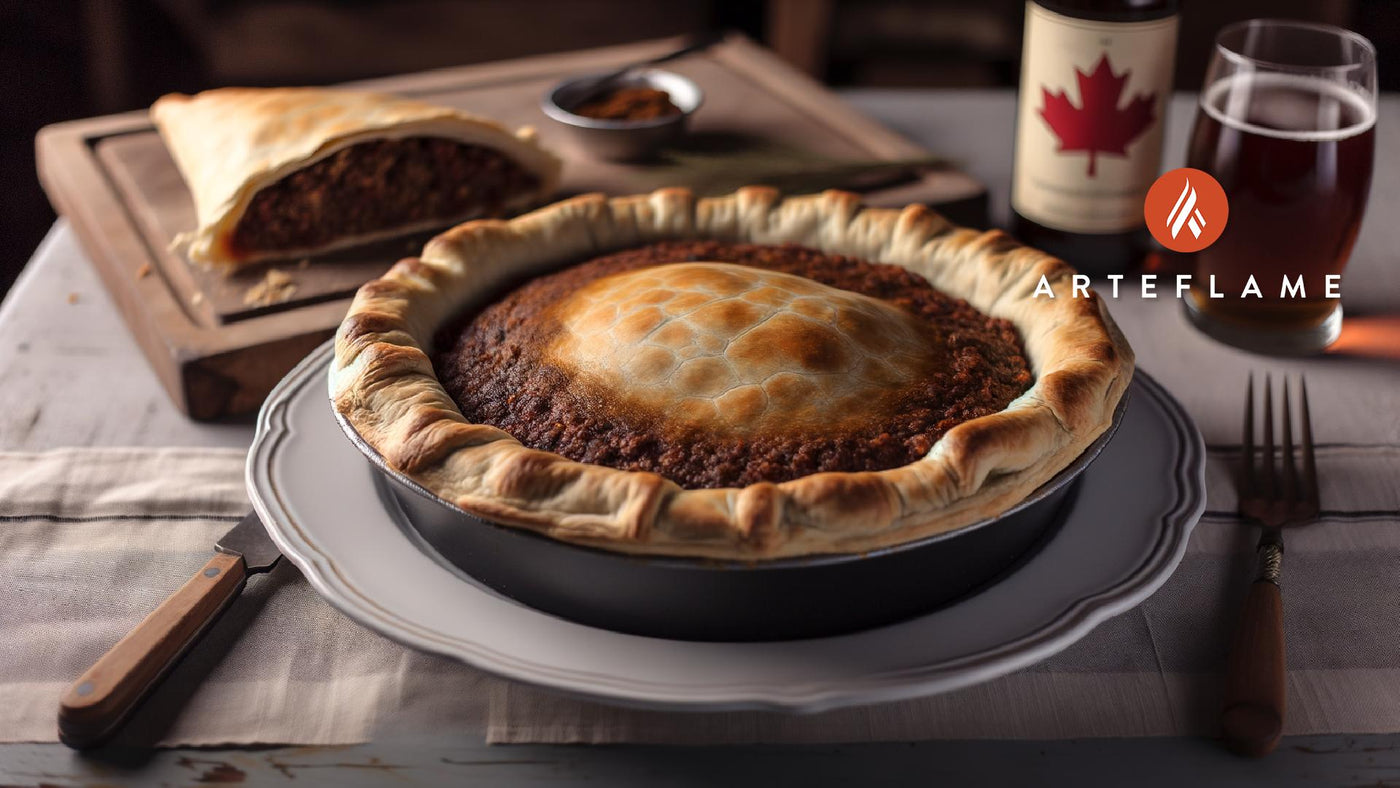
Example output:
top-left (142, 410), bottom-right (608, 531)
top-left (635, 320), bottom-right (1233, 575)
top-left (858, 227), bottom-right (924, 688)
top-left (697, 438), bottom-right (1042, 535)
top-left (57, 511), bottom-right (281, 749)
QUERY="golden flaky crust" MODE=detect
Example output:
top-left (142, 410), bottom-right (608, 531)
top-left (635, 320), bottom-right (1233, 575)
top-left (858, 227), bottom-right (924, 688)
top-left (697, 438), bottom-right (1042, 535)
top-left (546, 262), bottom-right (946, 436)
top-left (330, 188), bottom-right (1134, 560)
top-left (151, 87), bottom-right (563, 270)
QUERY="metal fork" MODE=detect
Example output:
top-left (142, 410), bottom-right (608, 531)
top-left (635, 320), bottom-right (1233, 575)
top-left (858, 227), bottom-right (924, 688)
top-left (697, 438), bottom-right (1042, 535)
top-left (1221, 373), bottom-right (1320, 757)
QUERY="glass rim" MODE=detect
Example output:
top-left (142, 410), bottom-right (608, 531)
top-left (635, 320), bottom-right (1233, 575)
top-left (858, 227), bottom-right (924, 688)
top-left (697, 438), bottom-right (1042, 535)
top-left (1214, 18), bottom-right (1377, 74)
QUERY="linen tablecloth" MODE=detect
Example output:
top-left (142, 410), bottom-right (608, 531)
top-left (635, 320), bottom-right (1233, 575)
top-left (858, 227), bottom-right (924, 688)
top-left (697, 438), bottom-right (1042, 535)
top-left (0, 448), bottom-right (493, 745)
top-left (3, 90), bottom-right (1399, 747)
top-left (3, 299), bottom-right (1399, 746)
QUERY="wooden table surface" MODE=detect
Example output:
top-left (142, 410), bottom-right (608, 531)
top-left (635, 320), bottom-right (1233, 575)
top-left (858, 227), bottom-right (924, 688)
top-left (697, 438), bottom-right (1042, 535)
top-left (2, 89), bottom-right (1399, 786)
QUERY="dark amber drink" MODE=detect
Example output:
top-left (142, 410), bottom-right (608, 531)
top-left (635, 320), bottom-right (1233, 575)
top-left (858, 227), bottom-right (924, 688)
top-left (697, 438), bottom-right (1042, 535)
top-left (1188, 74), bottom-right (1374, 326)
top-left (1182, 21), bottom-right (1376, 354)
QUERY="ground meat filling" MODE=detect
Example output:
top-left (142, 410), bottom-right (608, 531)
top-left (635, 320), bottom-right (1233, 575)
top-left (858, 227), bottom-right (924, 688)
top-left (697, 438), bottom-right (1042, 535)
top-left (433, 241), bottom-right (1033, 490)
top-left (231, 137), bottom-right (539, 254)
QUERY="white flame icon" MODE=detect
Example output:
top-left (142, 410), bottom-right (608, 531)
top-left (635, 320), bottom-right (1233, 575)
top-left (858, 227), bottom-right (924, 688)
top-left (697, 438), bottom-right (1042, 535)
top-left (1166, 178), bottom-right (1207, 239)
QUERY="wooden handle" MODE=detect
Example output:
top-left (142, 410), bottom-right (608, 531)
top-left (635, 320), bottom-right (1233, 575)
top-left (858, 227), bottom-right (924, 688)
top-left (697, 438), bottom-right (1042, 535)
top-left (1221, 577), bottom-right (1286, 757)
top-left (58, 551), bottom-right (246, 749)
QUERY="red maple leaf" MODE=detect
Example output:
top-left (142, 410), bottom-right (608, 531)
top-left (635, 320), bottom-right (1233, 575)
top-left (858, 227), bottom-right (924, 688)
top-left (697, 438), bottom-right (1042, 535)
top-left (1039, 54), bottom-right (1156, 177)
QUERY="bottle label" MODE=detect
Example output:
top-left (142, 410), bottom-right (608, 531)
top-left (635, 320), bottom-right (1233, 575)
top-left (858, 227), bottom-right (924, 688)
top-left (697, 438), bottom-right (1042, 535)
top-left (1012, 1), bottom-right (1178, 233)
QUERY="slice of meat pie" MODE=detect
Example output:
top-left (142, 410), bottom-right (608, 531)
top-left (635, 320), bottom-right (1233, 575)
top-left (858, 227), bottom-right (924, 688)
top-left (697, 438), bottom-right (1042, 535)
top-left (151, 87), bottom-right (563, 270)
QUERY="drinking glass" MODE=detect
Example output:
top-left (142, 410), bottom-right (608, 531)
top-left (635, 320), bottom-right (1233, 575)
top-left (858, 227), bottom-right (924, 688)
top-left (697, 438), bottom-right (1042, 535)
top-left (1182, 19), bottom-right (1376, 355)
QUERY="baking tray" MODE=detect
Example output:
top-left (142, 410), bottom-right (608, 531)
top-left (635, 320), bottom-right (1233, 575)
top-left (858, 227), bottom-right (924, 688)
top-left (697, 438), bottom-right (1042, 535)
top-left (335, 394), bottom-right (1126, 642)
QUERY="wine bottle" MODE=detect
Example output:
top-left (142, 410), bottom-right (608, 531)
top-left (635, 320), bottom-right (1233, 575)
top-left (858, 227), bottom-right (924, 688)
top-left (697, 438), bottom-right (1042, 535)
top-left (1010, 0), bottom-right (1179, 275)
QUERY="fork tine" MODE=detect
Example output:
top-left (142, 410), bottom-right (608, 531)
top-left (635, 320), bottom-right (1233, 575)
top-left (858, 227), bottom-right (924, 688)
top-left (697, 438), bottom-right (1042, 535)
top-left (1241, 373), bottom-right (1255, 497)
top-left (1281, 378), bottom-right (1298, 503)
top-left (1300, 375), bottom-right (1319, 505)
top-left (1261, 374), bottom-right (1275, 500)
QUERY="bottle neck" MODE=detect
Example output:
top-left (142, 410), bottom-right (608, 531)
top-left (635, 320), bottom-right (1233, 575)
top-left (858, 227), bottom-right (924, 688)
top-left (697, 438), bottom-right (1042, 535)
top-left (1032, 0), bottom-right (1178, 23)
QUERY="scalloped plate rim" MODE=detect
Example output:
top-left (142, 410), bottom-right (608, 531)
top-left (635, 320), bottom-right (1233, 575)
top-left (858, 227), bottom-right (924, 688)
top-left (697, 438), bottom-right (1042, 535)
top-left (247, 341), bottom-right (1204, 713)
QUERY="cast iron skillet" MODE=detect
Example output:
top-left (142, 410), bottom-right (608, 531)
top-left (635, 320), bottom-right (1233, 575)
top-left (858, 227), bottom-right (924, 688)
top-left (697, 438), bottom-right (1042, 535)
top-left (336, 392), bottom-right (1128, 642)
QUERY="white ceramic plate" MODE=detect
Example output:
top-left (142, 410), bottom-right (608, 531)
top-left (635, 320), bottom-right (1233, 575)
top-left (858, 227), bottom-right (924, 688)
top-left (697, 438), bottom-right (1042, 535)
top-left (248, 342), bottom-right (1204, 713)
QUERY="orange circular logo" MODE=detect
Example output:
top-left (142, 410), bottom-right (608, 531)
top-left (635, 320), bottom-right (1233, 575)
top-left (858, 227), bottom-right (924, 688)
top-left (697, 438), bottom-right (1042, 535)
top-left (1144, 167), bottom-right (1228, 253)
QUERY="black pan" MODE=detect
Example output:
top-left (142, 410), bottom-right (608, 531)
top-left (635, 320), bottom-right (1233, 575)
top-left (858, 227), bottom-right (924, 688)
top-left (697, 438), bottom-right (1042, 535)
top-left (337, 393), bottom-right (1127, 642)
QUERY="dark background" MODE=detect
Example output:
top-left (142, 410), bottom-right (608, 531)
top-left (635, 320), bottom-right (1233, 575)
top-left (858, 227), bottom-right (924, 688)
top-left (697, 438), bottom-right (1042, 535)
top-left (4, 0), bottom-right (1395, 299)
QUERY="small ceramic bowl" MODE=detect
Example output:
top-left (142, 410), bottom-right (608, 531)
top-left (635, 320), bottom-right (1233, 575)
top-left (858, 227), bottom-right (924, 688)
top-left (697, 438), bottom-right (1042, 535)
top-left (541, 68), bottom-right (703, 161)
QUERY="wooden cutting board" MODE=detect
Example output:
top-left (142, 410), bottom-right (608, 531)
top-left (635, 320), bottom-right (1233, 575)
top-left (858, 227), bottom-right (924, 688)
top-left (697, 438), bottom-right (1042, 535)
top-left (35, 33), bottom-right (987, 420)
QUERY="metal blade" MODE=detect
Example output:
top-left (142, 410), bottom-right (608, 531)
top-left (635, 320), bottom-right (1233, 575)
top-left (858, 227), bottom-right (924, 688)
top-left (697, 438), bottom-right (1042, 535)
top-left (215, 512), bottom-right (282, 573)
